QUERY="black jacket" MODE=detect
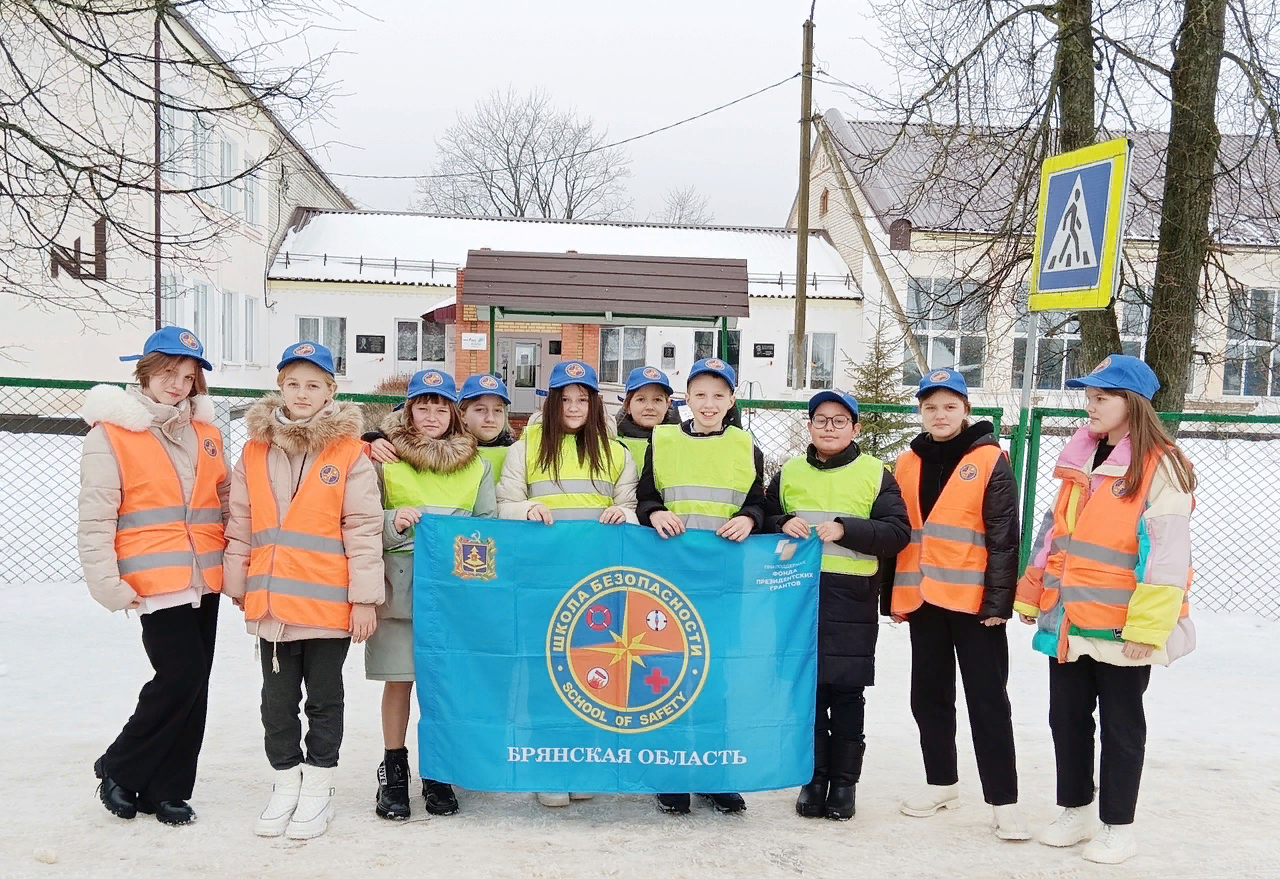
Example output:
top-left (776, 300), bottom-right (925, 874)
top-left (478, 428), bottom-right (515, 449)
top-left (635, 422), bottom-right (767, 531)
top-left (764, 441), bottom-right (911, 688)
top-left (878, 422), bottom-right (1021, 620)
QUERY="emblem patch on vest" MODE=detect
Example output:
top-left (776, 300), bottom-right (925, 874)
top-left (179, 331), bottom-right (200, 350)
top-left (929, 370), bottom-right (950, 382)
top-left (479, 375), bottom-right (499, 390)
top-left (453, 533), bottom-right (497, 580)
top-left (958, 463), bottom-right (979, 481)
top-left (1093, 356), bottom-right (1112, 374)
top-left (293, 343), bottom-right (316, 356)
top-left (203, 438), bottom-right (217, 457)
top-left (318, 464), bottom-right (341, 485)
top-left (566, 362), bottom-right (587, 378)
top-left (1111, 479), bottom-right (1126, 497)
top-left (547, 567), bottom-right (708, 733)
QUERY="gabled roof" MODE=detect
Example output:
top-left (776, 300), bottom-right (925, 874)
top-left (268, 210), bottom-right (860, 299)
top-left (822, 108), bottom-right (1280, 246)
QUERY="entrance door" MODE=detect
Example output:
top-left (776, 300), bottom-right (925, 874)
top-left (509, 339), bottom-right (541, 414)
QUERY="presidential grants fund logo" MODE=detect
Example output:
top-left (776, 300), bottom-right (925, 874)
top-left (548, 567), bottom-right (708, 733)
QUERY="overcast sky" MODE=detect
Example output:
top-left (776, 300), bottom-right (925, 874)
top-left (296, 0), bottom-right (896, 226)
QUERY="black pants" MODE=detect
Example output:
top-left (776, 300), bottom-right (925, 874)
top-left (103, 593), bottom-right (219, 803)
top-left (1049, 655), bottom-right (1151, 825)
top-left (260, 638), bottom-right (350, 770)
top-left (908, 602), bottom-right (1017, 805)
top-left (816, 684), bottom-right (866, 745)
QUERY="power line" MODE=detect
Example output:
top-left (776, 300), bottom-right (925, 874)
top-left (326, 74), bottom-right (801, 181)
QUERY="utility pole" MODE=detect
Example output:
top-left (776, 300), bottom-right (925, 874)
top-left (153, 8), bottom-right (162, 329)
top-left (790, 8), bottom-right (815, 392)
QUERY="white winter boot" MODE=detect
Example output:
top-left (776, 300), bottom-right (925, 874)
top-left (536, 792), bottom-right (571, 807)
top-left (254, 766), bottom-right (303, 837)
top-left (991, 803), bottom-right (1032, 840)
top-left (1038, 805), bottom-right (1101, 847)
top-left (1082, 823), bottom-right (1138, 864)
top-left (285, 764), bottom-right (335, 840)
top-left (568, 793), bottom-right (594, 801)
top-left (900, 783), bottom-right (960, 817)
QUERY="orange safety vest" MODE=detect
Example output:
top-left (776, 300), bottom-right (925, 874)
top-left (891, 444), bottom-right (1003, 616)
top-left (242, 437), bottom-right (367, 632)
top-left (103, 422), bottom-right (226, 597)
top-left (1041, 451), bottom-right (1190, 634)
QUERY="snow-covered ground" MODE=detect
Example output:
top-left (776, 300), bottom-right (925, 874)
top-left (2, 583), bottom-right (1276, 879)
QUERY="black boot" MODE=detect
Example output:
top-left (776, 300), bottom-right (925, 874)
top-left (796, 730), bottom-right (829, 818)
top-left (375, 748), bottom-right (411, 820)
top-left (656, 793), bottom-right (691, 814)
top-left (824, 737), bottom-right (865, 821)
top-left (137, 798), bottom-right (196, 826)
top-left (422, 778), bottom-right (459, 815)
top-left (94, 757), bottom-right (137, 820)
top-left (698, 792), bottom-right (746, 814)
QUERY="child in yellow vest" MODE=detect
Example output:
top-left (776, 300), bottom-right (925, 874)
top-left (1015, 355), bottom-right (1195, 865)
top-left (368, 369), bottom-right (495, 821)
top-left (765, 390), bottom-right (911, 821)
top-left (496, 359), bottom-right (638, 807)
top-left (223, 342), bottom-right (384, 841)
top-left (616, 365), bottom-right (677, 463)
top-left (636, 357), bottom-right (766, 815)
top-left (459, 374), bottom-right (515, 482)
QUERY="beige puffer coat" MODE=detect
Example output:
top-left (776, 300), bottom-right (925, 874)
top-left (222, 394), bottom-right (384, 643)
top-left (77, 385), bottom-right (231, 613)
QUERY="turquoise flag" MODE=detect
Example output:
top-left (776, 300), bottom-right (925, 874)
top-left (412, 517), bottom-right (820, 793)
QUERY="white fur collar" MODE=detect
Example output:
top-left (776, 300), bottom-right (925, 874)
top-left (81, 384), bottom-right (214, 431)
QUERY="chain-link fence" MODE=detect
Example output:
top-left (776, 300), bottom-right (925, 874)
top-left (1019, 408), bottom-right (1280, 618)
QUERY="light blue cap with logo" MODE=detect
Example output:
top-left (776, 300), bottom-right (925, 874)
top-left (120, 326), bottom-right (212, 371)
top-left (459, 373), bottom-right (512, 404)
top-left (277, 341), bottom-right (336, 377)
top-left (916, 367), bottom-right (969, 400)
top-left (625, 366), bottom-right (673, 395)
top-left (1065, 354), bottom-right (1160, 400)
top-left (808, 389), bottom-right (859, 420)
top-left (687, 357), bottom-right (737, 390)
top-left (548, 360), bottom-right (599, 391)
top-left (406, 368), bottom-right (459, 403)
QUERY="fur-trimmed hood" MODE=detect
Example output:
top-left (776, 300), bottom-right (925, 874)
top-left (245, 393), bottom-right (364, 457)
top-left (380, 410), bottom-right (478, 474)
top-left (81, 384), bottom-right (214, 433)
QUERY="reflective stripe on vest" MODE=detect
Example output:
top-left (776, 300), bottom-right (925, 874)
top-left (651, 424), bottom-right (755, 530)
top-left (524, 423), bottom-right (624, 518)
top-left (476, 445), bottom-right (508, 485)
top-left (891, 444), bottom-right (1003, 616)
top-left (243, 437), bottom-right (366, 632)
top-left (381, 456), bottom-right (487, 553)
top-left (780, 452), bottom-right (883, 575)
top-left (103, 421), bottom-right (227, 598)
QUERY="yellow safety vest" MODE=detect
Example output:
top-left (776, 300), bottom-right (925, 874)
top-left (524, 424), bottom-right (625, 520)
top-left (780, 452), bottom-right (883, 575)
top-left (619, 435), bottom-right (650, 467)
top-left (476, 445), bottom-right (508, 485)
top-left (651, 424), bottom-right (755, 531)
top-left (382, 456), bottom-right (487, 552)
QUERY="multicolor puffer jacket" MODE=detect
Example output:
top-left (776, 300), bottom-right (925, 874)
top-left (1015, 427), bottom-right (1195, 667)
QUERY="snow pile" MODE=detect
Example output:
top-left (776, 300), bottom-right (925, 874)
top-left (1, 582), bottom-right (1275, 878)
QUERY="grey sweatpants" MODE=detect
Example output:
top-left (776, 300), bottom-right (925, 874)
top-left (259, 637), bottom-right (351, 770)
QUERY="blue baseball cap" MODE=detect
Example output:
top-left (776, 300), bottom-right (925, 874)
top-left (277, 341), bottom-right (336, 376)
top-left (1066, 354), bottom-right (1160, 400)
top-left (625, 366), bottom-right (673, 395)
top-left (459, 373), bottom-right (511, 405)
top-left (916, 367), bottom-right (969, 400)
top-left (119, 326), bottom-right (212, 371)
top-left (548, 360), bottom-right (599, 391)
top-left (808, 389), bottom-right (859, 420)
top-left (406, 368), bottom-right (459, 403)
top-left (687, 357), bottom-right (737, 390)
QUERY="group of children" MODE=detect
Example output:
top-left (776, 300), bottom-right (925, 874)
top-left (78, 326), bottom-right (1194, 866)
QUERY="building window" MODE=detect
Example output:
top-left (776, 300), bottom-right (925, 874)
top-left (191, 117), bottom-right (214, 204)
top-left (220, 139), bottom-right (240, 214)
top-left (192, 283), bottom-right (210, 341)
top-left (220, 290), bottom-right (238, 362)
top-left (1011, 286), bottom-right (1149, 390)
top-left (694, 331), bottom-right (714, 361)
top-left (819, 189), bottom-right (830, 217)
top-left (297, 316), bottom-right (347, 375)
top-left (600, 327), bottom-right (646, 384)
top-left (396, 319), bottom-right (420, 362)
top-left (396, 319), bottom-right (446, 365)
top-left (1223, 288), bottom-right (1279, 396)
top-left (243, 157), bottom-right (259, 227)
top-left (903, 277), bottom-right (986, 388)
top-left (160, 274), bottom-right (182, 327)
top-left (787, 332), bottom-right (836, 389)
top-left (422, 321), bottom-right (446, 362)
top-left (160, 105), bottom-right (184, 187)
top-left (244, 298), bottom-right (258, 363)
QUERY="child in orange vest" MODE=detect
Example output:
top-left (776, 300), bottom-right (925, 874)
top-left (884, 368), bottom-right (1026, 840)
top-left (78, 327), bottom-right (229, 827)
top-left (223, 342), bottom-right (385, 840)
top-left (1015, 355), bottom-right (1195, 865)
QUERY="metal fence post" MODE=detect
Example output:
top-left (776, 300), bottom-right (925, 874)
top-left (1018, 408), bottom-right (1045, 574)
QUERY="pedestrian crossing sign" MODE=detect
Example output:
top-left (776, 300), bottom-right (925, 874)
top-left (1029, 138), bottom-right (1132, 312)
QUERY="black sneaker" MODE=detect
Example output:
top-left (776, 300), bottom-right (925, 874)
top-left (698, 792), bottom-right (746, 814)
top-left (656, 793), bottom-right (691, 814)
top-left (422, 779), bottom-right (459, 816)
top-left (375, 750), bottom-right (411, 820)
top-left (94, 757), bottom-right (137, 820)
top-left (137, 799), bottom-right (196, 826)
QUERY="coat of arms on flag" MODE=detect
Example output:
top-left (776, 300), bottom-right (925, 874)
top-left (453, 533), bottom-right (497, 580)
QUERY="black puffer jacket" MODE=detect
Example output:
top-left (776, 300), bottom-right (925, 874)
top-left (765, 442), bottom-right (911, 688)
top-left (878, 422), bottom-right (1021, 620)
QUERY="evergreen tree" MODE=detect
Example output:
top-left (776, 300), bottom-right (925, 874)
top-left (845, 314), bottom-right (916, 462)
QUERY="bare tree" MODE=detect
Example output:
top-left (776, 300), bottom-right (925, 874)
top-left (412, 87), bottom-right (632, 221)
top-left (0, 1), bottom-right (342, 323)
top-left (656, 185), bottom-right (714, 225)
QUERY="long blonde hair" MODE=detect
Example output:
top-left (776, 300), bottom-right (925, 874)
top-left (1117, 390), bottom-right (1196, 498)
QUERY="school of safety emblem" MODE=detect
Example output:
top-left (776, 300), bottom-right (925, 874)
top-left (179, 331), bottom-right (200, 350)
top-left (480, 375), bottom-right (500, 389)
top-left (1111, 479), bottom-right (1127, 498)
top-left (203, 438), bottom-right (217, 457)
top-left (547, 567), bottom-right (709, 733)
top-left (453, 533), bottom-right (497, 580)
top-left (643, 366), bottom-right (660, 379)
top-left (426, 372), bottom-right (444, 386)
top-left (293, 343), bottom-right (315, 356)
top-left (706, 358), bottom-right (725, 370)
top-left (317, 464), bottom-right (341, 485)
top-left (930, 369), bottom-right (951, 382)
top-left (566, 362), bottom-right (587, 378)
top-left (1093, 356), bottom-right (1112, 374)
top-left (958, 463), bottom-right (979, 481)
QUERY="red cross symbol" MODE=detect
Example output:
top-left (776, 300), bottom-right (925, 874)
top-left (643, 667), bottom-right (670, 694)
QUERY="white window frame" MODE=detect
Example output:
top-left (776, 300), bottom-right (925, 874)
top-left (787, 332), bottom-right (837, 390)
top-left (191, 117), bottom-right (213, 205)
top-left (1223, 287), bottom-right (1279, 397)
top-left (296, 315), bottom-right (348, 376)
top-left (221, 290), bottom-right (238, 363)
top-left (244, 297), bottom-right (258, 364)
top-left (599, 326), bottom-right (647, 384)
top-left (220, 139), bottom-right (240, 214)
top-left (160, 105), bottom-right (183, 188)
top-left (191, 283), bottom-right (211, 342)
top-left (242, 156), bottom-right (259, 227)
top-left (160, 274), bottom-right (182, 328)
top-left (902, 277), bottom-right (987, 388)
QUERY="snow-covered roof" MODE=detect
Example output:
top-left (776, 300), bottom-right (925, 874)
top-left (268, 210), bottom-right (860, 299)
